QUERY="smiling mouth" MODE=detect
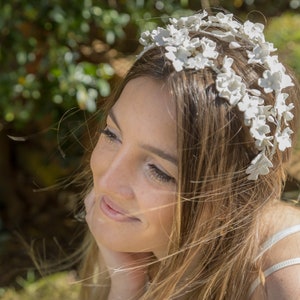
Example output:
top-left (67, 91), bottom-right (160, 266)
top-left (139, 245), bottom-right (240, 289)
top-left (100, 196), bottom-right (140, 222)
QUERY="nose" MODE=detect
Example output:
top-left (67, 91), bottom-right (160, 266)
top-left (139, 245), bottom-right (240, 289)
top-left (91, 146), bottom-right (135, 201)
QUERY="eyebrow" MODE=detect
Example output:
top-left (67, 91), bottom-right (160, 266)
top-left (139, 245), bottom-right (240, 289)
top-left (141, 144), bottom-right (178, 166)
top-left (108, 109), bottom-right (178, 166)
top-left (108, 110), bottom-right (121, 130)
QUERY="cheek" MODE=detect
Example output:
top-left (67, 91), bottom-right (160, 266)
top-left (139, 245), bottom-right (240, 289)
top-left (144, 192), bottom-right (176, 234)
top-left (90, 140), bottom-right (111, 177)
top-left (159, 201), bottom-right (175, 234)
top-left (146, 196), bottom-right (176, 258)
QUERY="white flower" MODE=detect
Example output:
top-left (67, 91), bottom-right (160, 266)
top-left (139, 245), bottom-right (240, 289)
top-left (281, 73), bottom-right (294, 90)
top-left (264, 59), bottom-right (294, 90)
top-left (139, 30), bottom-right (152, 46)
top-left (216, 71), bottom-right (246, 105)
top-left (275, 127), bottom-right (293, 151)
top-left (250, 115), bottom-right (271, 144)
top-left (247, 42), bottom-right (276, 64)
top-left (255, 135), bottom-right (273, 150)
top-left (275, 93), bottom-right (294, 122)
top-left (187, 37), bottom-right (202, 51)
top-left (283, 104), bottom-right (294, 123)
top-left (246, 152), bottom-right (273, 180)
top-left (238, 94), bottom-right (264, 120)
top-left (186, 53), bottom-right (211, 70)
top-left (76, 86), bottom-right (97, 112)
top-left (171, 11), bottom-right (208, 31)
top-left (187, 15), bottom-right (206, 31)
top-left (164, 26), bottom-right (189, 47)
top-left (200, 37), bottom-right (218, 59)
top-left (264, 55), bottom-right (279, 70)
top-left (258, 105), bottom-right (273, 121)
top-left (266, 58), bottom-right (284, 73)
top-left (222, 56), bottom-right (234, 72)
top-left (258, 70), bottom-right (282, 93)
top-left (209, 12), bottom-right (241, 31)
top-left (241, 20), bottom-right (265, 42)
top-left (259, 68), bottom-right (294, 93)
top-left (165, 46), bottom-right (190, 71)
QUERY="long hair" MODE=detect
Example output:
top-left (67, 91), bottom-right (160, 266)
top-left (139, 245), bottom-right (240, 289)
top-left (78, 28), bottom-right (300, 299)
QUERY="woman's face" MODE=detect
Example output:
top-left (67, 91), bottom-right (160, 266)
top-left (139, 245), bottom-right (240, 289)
top-left (86, 77), bottom-right (178, 258)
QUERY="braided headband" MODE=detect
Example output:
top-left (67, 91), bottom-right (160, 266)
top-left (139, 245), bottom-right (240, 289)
top-left (138, 10), bottom-right (294, 180)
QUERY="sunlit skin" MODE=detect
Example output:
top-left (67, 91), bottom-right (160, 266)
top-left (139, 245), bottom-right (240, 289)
top-left (85, 77), bottom-right (178, 259)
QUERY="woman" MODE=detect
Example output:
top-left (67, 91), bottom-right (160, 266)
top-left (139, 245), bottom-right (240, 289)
top-left (80, 10), bottom-right (300, 299)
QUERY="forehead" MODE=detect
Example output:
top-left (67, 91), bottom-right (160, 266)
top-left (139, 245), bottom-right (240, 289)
top-left (112, 76), bottom-right (177, 146)
top-left (114, 76), bottom-right (176, 122)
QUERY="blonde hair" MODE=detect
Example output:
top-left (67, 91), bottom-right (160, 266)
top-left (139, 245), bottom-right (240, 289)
top-left (78, 25), bottom-right (300, 300)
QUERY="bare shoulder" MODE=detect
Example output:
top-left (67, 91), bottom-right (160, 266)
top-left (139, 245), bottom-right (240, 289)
top-left (261, 201), bottom-right (300, 238)
top-left (250, 265), bottom-right (300, 300)
top-left (261, 201), bottom-right (300, 261)
top-left (255, 201), bottom-right (300, 299)
top-left (265, 263), bottom-right (300, 299)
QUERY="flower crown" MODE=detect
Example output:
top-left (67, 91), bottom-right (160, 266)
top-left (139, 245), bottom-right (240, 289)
top-left (138, 10), bottom-right (294, 180)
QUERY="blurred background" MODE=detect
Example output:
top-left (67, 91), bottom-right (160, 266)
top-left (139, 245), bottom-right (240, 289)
top-left (1, 0), bottom-right (300, 299)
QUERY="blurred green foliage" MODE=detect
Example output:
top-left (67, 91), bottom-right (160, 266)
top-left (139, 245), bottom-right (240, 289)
top-left (0, 272), bottom-right (79, 300)
top-left (0, 1), bottom-right (128, 126)
top-left (0, 0), bottom-right (190, 128)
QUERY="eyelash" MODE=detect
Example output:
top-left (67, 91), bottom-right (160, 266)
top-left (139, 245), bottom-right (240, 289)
top-left (101, 127), bottom-right (118, 142)
top-left (101, 127), bottom-right (176, 185)
top-left (147, 164), bottom-right (176, 184)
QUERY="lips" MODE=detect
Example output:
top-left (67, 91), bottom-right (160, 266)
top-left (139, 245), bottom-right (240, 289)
top-left (100, 195), bottom-right (140, 222)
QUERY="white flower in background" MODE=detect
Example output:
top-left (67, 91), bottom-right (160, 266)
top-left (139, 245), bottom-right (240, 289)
top-left (76, 86), bottom-right (97, 112)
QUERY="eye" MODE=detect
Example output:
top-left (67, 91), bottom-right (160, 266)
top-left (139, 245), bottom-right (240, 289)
top-left (147, 164), bottom-right (176, 184)
top-left (101, 127), bottom-right (119, 143)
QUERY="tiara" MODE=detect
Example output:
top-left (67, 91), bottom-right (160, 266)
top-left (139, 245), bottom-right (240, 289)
top-left (138, 10), bottom-right (294, 180)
